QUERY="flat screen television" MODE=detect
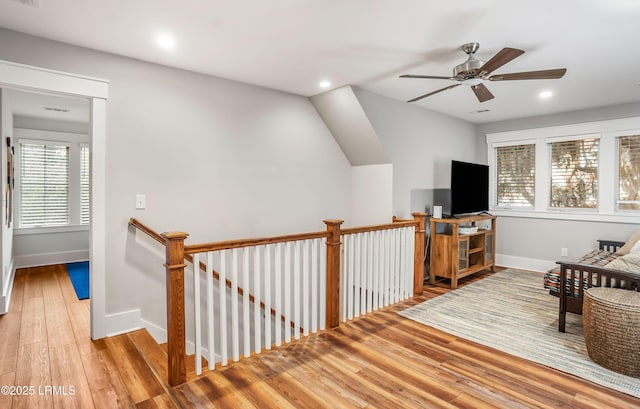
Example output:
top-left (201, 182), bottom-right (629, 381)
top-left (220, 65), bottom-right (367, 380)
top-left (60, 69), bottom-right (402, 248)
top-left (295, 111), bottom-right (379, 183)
top-left (450, 160), bottom-right (489, 216)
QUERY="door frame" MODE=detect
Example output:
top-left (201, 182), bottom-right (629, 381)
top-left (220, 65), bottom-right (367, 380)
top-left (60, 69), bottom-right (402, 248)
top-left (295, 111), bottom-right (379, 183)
top-left (0, 59), bottom-right (109, 339)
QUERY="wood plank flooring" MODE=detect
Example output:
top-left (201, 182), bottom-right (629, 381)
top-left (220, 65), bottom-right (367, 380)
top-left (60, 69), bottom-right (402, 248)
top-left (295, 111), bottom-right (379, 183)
top-left (1, 265), bottom-right (639, 408)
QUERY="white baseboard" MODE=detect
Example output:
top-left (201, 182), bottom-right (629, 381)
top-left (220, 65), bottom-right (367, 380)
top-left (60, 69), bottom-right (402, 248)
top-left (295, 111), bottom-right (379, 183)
top-left (14, 250), bottom-right (89, 269)
top-left (141, 318), bottom-right (168, 344)
top-left (141, 318), bottom-right (217, 361)
top-left (496, 253), bottom-right (556, 273)
top-left (105, 309), bottom-right (143, 337)
top-left (0, 262), bottom-right (16, 315)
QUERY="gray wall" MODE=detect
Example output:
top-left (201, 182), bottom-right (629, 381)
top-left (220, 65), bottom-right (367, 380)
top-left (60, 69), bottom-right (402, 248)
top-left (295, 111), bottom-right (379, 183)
top-left (353, 87), bottom-right (479, 218)
top-left (0, 28), bottom-right (352, 331)
top-left (478, 102), bottom-right (640, 269)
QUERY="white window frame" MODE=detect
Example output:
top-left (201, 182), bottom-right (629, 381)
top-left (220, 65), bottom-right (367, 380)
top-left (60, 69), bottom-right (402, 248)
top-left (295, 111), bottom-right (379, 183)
top-left (486, 116), bottom-right (640, 224)
top-left (14, 129), bottom-right (89, 235)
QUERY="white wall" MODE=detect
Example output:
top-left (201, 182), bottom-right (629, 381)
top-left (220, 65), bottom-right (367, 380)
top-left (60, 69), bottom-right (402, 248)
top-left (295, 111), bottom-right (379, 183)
top-left (478, 102), bottom-right (640, 271)
top-left (350, 164), bottom-right (393, 226)
top-left (0, 28), bottom-right (352, 334)
top-left (352, 87), bottom-right (479, 218)
top-left (0, 89), bottom-right (14, 314)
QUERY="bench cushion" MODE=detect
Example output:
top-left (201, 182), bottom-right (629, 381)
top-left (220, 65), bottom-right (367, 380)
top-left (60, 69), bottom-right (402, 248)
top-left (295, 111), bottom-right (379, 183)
top-left (544, 249), bottom-right (620, 295)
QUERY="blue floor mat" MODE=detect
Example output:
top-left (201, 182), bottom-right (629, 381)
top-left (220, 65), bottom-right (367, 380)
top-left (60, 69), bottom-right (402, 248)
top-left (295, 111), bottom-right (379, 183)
top-left (66, 261), bottom-right (89, 300)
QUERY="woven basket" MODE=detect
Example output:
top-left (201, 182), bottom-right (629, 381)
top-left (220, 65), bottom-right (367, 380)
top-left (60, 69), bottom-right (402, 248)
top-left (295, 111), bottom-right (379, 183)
top-left (583, 287), bottom-right (640, 378)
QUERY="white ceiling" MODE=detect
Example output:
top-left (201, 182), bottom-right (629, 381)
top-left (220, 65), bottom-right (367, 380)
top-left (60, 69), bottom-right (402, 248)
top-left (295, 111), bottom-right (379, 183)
top-left (1, 0), bottom-right (639, 123)
top-left (10, 89), bottom-right (89, 123)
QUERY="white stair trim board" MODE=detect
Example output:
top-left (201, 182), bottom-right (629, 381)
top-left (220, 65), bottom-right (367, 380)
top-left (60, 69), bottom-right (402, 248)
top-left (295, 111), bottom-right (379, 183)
top-left (105, 309), bottom-right (143, 337)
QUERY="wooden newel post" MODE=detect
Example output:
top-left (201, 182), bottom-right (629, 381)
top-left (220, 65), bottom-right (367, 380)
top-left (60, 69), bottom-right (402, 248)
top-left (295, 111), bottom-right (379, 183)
top-left (412, 213), bottom-right (427, 296)
top-left (323, 219), bottom-right (343, 329)
top-left (161, 231), bottom-right (189, 387)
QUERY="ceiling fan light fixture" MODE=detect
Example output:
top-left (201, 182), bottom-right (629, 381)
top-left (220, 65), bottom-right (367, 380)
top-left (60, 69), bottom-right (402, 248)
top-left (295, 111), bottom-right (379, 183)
top-left (463, 78), bottom-right (483, 87)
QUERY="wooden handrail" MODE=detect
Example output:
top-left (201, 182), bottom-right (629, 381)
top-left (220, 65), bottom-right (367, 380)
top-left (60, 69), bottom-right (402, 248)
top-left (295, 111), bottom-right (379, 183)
top-left (129, 217), bottom-right (165, 245)
top-left (184, 230), bottom-right (328, 254)
top-left (341, 220), bottom-right (418, 235)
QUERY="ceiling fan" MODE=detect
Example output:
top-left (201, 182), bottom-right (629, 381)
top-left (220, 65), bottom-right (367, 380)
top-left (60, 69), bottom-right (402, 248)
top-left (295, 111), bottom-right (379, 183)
top-left (400, 42), bottom-right (566, 103)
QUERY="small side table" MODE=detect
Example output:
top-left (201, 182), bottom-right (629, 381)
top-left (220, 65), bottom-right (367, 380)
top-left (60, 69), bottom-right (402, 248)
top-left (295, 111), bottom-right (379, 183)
top-left (583, 287), bottom-right (640, 377)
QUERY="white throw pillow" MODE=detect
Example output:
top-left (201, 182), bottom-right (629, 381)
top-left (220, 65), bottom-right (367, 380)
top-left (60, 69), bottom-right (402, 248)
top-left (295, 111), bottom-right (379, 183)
top-left (606, 252), bottom-right (640, 275)
top-left (631, 240), bottom-right (640, 254)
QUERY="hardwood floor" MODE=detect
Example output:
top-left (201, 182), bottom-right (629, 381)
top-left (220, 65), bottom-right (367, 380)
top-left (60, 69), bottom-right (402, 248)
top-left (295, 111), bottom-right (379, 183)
top-left (1, 265), bottom-right (638, 408)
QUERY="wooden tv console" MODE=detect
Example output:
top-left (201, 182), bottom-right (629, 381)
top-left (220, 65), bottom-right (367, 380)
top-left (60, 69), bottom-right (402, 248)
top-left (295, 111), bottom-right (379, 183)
top-left (429, 214), bottom-right (496, 289)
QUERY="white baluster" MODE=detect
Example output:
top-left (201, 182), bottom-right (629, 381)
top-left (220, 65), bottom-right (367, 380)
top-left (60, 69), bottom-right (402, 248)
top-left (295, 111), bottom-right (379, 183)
top-left (340, 234), bottom-right (347, 322)
top-left (231, 248), bottom-right (239, 361)
top-left (354, 233), bottom-right (361, 318)
top-left (347, 234), bottom-right (354, 320)
top-left (303, 240), bottom-right (310, 336)
top-left (254, 246), bottom-right (262, 354)
top-left (311, 238), bottom-right (318, 333)
top-left (219, 250), bottom-right (228, 366)
top-left (264, 245), bottom-right (272, 350)
top-left (391, 228), bottom-right (398, 304)
top-left (366, 231), bottom-right (373, 313)
top-left (284, 242), bottom-right (291, 343)
top-left (242, 248), bottom-right (250, 358)
top-left (398, 228), bottom-right (407, 300)
top-left (294, 240), bottom-right (301, 339)
top-left (275, 243), bottom-right (282, 346)
top-left (384, 230), bottom-right (390, 306)
top-left (193, 253), bottom-right (202, 375)
top-left (319, 237), bottom-right (327, 331)
top-left (359, 233), bottom-right (368, 315)
top-left (408, 227), bottom-right (415, 298)
top-left (206, 251), bottom-right (215, 370)
top-left (373, 231), bottom-right (380, 311)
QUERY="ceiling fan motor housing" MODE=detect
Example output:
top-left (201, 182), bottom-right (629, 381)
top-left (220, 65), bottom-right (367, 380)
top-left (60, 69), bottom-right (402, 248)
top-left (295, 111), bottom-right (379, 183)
top-left (453, 57), bottom-right (485, 80)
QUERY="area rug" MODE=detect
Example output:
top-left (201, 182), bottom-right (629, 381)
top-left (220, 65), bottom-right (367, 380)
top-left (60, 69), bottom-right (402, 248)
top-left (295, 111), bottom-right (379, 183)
top-left (66, 261), bottom-right (90, 300)
top-left (399, 268), bottom-right (640, 398)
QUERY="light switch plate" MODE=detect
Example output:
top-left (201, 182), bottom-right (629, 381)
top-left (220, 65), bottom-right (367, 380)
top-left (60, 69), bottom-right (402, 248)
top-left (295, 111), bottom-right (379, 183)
top-left (135, 194), bottom-right (146, 209)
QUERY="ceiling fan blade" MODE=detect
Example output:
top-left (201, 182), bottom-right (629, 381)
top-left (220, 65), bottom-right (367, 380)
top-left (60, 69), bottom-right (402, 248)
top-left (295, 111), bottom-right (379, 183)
top-left (471, 83), bottom-right (494, 103)
top-left (407, 84), bottom-right (461, 103)
top-left (478, 47), bottom-right (524, 75)
top-left (488, 68), bottom-right (567, 81)
top-left (400, 74), bottom-right (455, 80)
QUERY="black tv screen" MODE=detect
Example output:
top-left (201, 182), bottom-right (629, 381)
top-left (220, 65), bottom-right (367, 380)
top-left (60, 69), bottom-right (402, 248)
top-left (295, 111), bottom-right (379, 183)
top-left (450, 160), bottom-right (489, 216)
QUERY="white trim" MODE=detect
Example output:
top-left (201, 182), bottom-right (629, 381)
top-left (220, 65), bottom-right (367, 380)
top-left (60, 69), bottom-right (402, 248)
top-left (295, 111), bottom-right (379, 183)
top-left (14, 250), bottom-right (89, 269)
top-left (14, 225), bottom-right (89, 235)
top-left (141, 318), bottom-right (217, 361)
top-left (492, 209), bottom-right (640, 224)
top-left (0, 59), bottom-right (108, 99)
top-left (105, 309), bottom-right (143, 337)
top-left (0, 263), bottom-right (16, 315)
top-left (0, 58), bottom-right (109, 339)
top-left (496, 253), bottom-right (556, 273)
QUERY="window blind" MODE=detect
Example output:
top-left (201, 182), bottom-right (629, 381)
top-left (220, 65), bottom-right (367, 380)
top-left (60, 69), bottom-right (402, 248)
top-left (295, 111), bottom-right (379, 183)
top-left (19, 142), bottom-right (70, 227)
top-left (80, 145), bottom-right (90, 224)
top-left (495, 144), bottom-right (535, 207)
top-left (549, 138), bottom-right (599, 209)
top-left (618, 134), bottom-right (640, 211)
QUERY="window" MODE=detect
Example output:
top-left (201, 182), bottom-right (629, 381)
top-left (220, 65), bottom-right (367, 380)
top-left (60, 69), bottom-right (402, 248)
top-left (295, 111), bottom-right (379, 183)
top-left (487, 116), bottom-right (640, 222)
top-left (80, 145), bottom-right (90, 224)
top-left (549, 138), bottom-right (599, 209)
top-left (618, 134), bottom-right (640, 211)
top-left (495, 144), bottom-right (535, 207)
top-left (19, 141), bottom-right (70, 227)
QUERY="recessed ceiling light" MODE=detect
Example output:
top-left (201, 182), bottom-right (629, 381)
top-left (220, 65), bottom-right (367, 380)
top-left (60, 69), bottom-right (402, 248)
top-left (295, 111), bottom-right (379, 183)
top-left (156, 34), bottom-right (176, 50)
top-left (539, 90), bottom-right (553, 99)
top-left (319, 81), bottom-right (331, 89)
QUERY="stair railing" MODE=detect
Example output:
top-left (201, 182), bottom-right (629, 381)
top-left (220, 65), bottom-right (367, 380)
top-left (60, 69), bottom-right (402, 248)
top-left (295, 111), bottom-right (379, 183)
top-left (129, 213), bottom-right (426, 386)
